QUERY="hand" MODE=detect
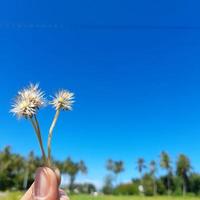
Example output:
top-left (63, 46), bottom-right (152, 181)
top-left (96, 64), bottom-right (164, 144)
top-left (21, 167), bottom-right (69, 200)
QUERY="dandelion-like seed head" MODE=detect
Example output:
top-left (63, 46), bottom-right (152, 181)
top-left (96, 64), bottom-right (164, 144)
top-left (11, 83), bottom-right (45, 118)
top-left (51, 90), bottom-right (74, 111)
top-left (20, 83), bottom-right (45, 108)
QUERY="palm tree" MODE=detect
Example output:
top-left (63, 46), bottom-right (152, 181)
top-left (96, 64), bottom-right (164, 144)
top-left (150, 160), bottom-right (157, 196)
top-left (23, 151), bottom-right (37, 189)
top-left (176, 154), bottom-right (191, 196)
top-left (12, 153), bottom-right (25, 189)
top-left (62, 157), bottom-right (87, 191)
top-left (137, 158), bottom-right (146, 184)
top-left (106, 159), bottom-right (113, 171)
top-left (79, 160), bottom-right (87, 174)
top-left (0, 146), bottom-right (14, 189)
top-left (114, 161), bottom-right (124, 184)
top-left (106, 160), bottom-right (124, 185)
top-left (0, 146), bottom-right (12, 169)
top-left (160, 151), bottom-right (172, 195)
top-left (102, 175), bottom-right (115, 194)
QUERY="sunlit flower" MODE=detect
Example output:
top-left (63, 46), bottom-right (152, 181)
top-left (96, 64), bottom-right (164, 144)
top-left (50, 90), bottom-right (74, 110)
top-left (11, 83), bottom-right (45, 118)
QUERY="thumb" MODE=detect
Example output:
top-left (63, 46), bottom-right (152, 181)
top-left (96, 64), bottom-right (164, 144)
top-left (33, 167), bottom-right (59, 200)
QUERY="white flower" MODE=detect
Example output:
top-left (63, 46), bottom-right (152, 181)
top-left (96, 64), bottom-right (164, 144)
top-left (20, 83), bottom-right (45, 108)
top-left (11, 83), bottom-right (45, 118)
top-left (50, 90), bottom-right (74, 111)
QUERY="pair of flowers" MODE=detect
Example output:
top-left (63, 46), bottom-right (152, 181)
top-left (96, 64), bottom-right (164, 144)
top-left (11, 83), bottom-right (74, 167)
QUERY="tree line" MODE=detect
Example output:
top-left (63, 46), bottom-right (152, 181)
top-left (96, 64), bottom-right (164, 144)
top-left (0, 146), bottom-right (200, 196)
top-left (0, 146), bottom-right (88, 192)
top-left (103, 153), bottom-right (200, 196)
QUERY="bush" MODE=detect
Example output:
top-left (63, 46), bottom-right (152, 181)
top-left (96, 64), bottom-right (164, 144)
top-left (74, 183), bottom-right (96, 194)
top-left (142, 173), bottom-right (154, 196)
top-left (189, 173), bottom-right (200, 195)
top-left (156, 179), bottom-right (166, 195)
top-left (102, 175), bottom-right (114, 194)
top-left (113, 183), bottom-right (139, 195)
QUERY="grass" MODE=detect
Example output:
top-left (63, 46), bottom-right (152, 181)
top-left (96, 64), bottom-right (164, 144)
top-left (0, 192), bottom-right (23, 200)
top-left (0, 193), bottom-right (199, 200)
top-left (71, 195), bottom-right (199, 200)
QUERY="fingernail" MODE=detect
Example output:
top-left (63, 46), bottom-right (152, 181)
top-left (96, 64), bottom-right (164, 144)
top-left (34, 168), bottom-right (49, 198)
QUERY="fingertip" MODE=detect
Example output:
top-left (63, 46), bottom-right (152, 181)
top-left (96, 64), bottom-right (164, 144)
top-left (33, 167), bottom-right (59, 200)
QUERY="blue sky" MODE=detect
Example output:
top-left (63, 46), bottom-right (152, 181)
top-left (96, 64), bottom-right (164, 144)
top-left (0, 0), bottom-right (200, 187)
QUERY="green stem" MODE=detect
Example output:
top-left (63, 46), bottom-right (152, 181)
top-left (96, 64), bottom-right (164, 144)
top-left (48, 109), bottom-right (61, 166)
top-left (30, 116), bottom-right (47, 164)
top-left (34, 115), bottom-right (47, 164)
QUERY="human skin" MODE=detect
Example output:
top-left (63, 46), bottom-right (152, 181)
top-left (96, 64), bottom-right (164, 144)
top-left (21, 167), bottom-right (69, 200)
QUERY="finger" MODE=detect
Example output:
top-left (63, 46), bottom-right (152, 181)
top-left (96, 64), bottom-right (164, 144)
top-left (60, 195), bottom-right (69, 200)
top-left (33, 167), bottom-right (59, 200)
top-left (54, 167), bottom-right (61, 186)
top-left (21, 183), bottom-right (34, 200)
top-left (59, 189), bottom-right (69, 200)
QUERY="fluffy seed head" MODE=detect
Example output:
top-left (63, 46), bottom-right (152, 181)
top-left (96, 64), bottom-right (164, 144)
top-left (11, 83), bottom-right (45, 118)
top-left (50, 90), bottom-right (74, 111)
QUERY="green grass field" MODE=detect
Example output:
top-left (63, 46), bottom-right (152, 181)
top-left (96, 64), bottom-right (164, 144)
top-left (0, 193), bottom-right (199, 200)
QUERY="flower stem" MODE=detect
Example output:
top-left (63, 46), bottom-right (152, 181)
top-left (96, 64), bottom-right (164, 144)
top-left (30, 116), bottom-right (47, 164)
top-left (48, 109), bottom-right (61, 166)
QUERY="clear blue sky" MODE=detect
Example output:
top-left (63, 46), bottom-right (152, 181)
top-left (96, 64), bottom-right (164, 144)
top-left (0, 0), bottom-right (200, 187)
